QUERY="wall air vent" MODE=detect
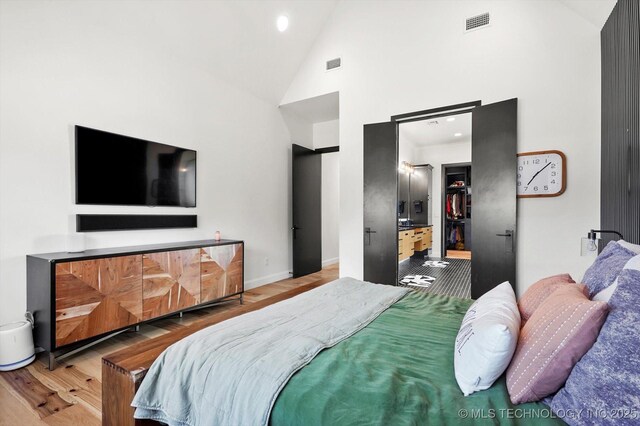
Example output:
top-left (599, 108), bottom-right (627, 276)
top-left (465, 12), bottom-right (490, 32)
top-left (326, 57), bottom-right (342, 71)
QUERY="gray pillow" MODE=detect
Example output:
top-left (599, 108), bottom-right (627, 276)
top-left (582, 241), bottom-right (635, 297)
top-left (551, 255), bottom-right (640, 425)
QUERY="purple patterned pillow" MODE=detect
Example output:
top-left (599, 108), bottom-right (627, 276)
top-left (582, 241), bottom-right (635, 297)
top-left (551, 255), bottom-right (640, 425)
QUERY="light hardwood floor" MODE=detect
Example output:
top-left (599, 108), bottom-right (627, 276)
top-left (0, 264), bottom-right (339, 426)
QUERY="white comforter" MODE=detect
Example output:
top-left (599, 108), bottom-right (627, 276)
top-left (132, 277), bottom-right (409, 426)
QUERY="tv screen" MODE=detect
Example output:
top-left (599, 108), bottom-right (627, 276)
top-left (75, 126), bottom-right (196, 207)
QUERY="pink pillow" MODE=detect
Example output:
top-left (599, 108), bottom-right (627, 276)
top-left (506, 284), bottom-right (608, 404)
top-left (518, 274), bottom-right (576, 322)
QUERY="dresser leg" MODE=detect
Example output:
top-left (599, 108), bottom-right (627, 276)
top-left (240, 294), bottom-right (244, 305)
top-left (48, 352), bottom-right (57, 371)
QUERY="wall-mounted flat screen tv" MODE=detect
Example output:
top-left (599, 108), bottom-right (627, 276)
top-left (75, 126), bottom-right (196, 207)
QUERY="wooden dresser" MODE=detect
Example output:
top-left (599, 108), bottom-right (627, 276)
top-left (398, 227), bottom-right (432, 262)
top-left (27, 239), bottom-right (243, 369)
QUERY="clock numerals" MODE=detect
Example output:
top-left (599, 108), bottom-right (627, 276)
top-left (517, 151), bottom-right (565, 197)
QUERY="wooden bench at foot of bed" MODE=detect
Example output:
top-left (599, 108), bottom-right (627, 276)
top-left (101, 279), bottom-right (332, 426)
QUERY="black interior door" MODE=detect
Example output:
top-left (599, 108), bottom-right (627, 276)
top-left (363, 122), bottom-right (398, 285)
top-left (292, 144), bottom-right (321, 277)
top-left (471, 99), bottom-right (518, 298)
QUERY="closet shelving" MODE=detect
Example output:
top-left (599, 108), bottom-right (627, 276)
top-left (444, 165), bottom-right (472, 255)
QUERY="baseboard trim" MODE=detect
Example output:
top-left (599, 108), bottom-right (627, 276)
top-left (322, 257), bottom-right (339, 267)
top-left (246, 260), bottom-right (338, 290)
top-left (244, 271), bottom-right (291, 290)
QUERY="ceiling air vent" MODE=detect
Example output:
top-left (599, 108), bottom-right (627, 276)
top-left (465, 12), bottom-right (490, 32)
top-left (326, 57), bottom-right (341, 71)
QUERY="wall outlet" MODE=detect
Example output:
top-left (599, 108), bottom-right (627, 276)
top-left (264, 257), bottom-right (269, 266)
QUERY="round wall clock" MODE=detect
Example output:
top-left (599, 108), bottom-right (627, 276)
top-left (517, 150), bottom-right (566, 198)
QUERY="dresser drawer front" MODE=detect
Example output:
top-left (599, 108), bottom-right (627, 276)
top-left (201, 243), bottom-right (244, 302)
top-left (55, 255), bottom-right (143, 347)
top-left (142, 249), bottom-right (201, 320)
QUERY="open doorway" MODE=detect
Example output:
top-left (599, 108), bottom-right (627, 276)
top-left (397, 110), bottom-right (472, 298)
top-left (280, 92), bottom-right (340, 278)
top-left (443, 162), bottom-right (472, 260)
top-left (363, 98), bottom-right (517, 298)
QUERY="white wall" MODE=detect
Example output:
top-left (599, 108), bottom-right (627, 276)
top-left (313, 120), bottom-right (339, 265)
top-left (413, 140), bottom-right (472, 257)
top-left (0, 2), bottom-right (293, 323)
top-left (282, 0), bottom-right (602, 295)
top-left (398, 139), bottom-right (415, 165)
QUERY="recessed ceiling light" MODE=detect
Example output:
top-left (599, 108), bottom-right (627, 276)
top-left (277, 15), bottom-right (289, 32)
top-left (446, 117), bottom-right (456, 122)
top-left (454, 133), bottom-right (462, 137)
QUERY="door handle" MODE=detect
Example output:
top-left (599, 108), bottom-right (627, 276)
top-left (291, 225), bottom-right (300, 239)
top-left (496, 230), bottom-right (514, 253)
top-left (364, 227), bottom-right (376, 245)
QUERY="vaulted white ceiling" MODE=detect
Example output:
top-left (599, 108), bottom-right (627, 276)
top-left (75, 0), bottom-right (612, 106)
top-left (557, 0), bottom-right (617, 28)
top-left (106, 0), bottom-right (338, 104)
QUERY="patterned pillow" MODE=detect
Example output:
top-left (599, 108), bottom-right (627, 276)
top-left (454, 281), bottom-right (520, 396)
top-left (582, 241), bottom-right (635, 297)
top-left (551, 255), bottom-right (640, 426)
top-left (506, 284), bottom-right (608, 404)
top-left (518, 274), bottom-right (576, 322)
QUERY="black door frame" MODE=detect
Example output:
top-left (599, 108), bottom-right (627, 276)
top-left (391, 100), bottom-right (482, 123)
top-left (392, 101), bottom-right (481, 268)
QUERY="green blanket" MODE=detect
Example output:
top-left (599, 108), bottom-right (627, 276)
top-left (271, 291), bottom-right (564, 425)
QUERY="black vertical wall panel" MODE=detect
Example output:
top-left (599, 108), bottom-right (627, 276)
top-left (601, 0), bottom-right (640, 246)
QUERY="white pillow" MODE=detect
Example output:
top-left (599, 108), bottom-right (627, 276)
top-left (454, 281), bottom-right (521, 396)
top-left (618, 240), bottom-right (640, 254)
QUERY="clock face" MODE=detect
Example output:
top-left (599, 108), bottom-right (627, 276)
top-left (517, 151), bottom-right (566, 197)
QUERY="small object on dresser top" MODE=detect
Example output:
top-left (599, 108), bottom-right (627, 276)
top-left (66, 233), bottom-right (86, 253)
top-left (214, 230), bottom-right (221, 241)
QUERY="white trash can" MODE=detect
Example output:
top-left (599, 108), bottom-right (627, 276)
top-left (0, 320), bottom-right (35, 371)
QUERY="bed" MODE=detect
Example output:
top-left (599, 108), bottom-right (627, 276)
top-left (271, 291), bottom-right (561, 426)
top-left (102, 278), bottom-right (563, 426)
